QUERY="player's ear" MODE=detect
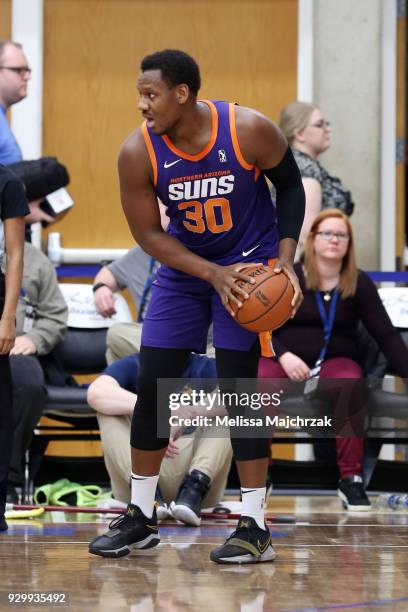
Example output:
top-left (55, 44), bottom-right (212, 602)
top-left (176, 84), bottom-right (189, 104)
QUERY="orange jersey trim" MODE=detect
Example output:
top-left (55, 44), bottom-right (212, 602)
top-left (162, 100), bottom-right (218, 162)
top-left (259, 257), bottom-right (278, 358)
top-left (141, 121), bottom-right (158, 186)
top-left (229, 103), bottom-right (254, 171)
top-left (259, 331), bottom-right (275, 358)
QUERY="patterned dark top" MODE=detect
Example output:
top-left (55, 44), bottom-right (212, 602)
top-left (293, 149), bottom-right (354, 216)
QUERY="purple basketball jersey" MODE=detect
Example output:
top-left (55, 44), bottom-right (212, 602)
top-left (142, 100), bottom-right (279, 267)
top-left (140, 100), bottom-right (278, 351)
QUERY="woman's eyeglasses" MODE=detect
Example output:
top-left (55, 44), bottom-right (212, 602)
top-left (315, 230), bottom-right (349, 242)
top-left (309, 119), bottom-right (330, 129)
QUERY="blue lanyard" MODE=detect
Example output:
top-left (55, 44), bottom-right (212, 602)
top-left (137, 257), bottom-right (156, 323)
top-left (314, 290), bottom-right (339, 364)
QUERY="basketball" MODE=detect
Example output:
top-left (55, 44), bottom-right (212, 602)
top-left (230, 264), bottom-right (294, 332)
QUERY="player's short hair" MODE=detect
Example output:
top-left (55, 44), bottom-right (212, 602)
top-left (141, 49), bottom-right (201, 95)
top-left (0, 39), bottom-right (23, 62)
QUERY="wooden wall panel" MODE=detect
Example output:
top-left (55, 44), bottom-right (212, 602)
top-left (43, 0), bottom-right (298, 248)
top-left (0, 0), bottom-right (11, 39)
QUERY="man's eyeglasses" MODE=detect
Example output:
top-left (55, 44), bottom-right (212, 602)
top-left (0, 66), bottom-right (32, 77)
top-left (316, 230), bottom-right (349, 242)
top-left (309, 119), bottom-right (330, 129)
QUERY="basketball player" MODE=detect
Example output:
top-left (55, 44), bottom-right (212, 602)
top-left (89, 50), bottom-right (305, 563)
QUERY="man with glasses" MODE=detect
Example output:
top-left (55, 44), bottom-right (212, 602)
top-left (0, 40), bottom-right (54, 225)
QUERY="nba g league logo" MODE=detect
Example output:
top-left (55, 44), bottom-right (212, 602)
top-left (218, 149), bottom-right (227, 163)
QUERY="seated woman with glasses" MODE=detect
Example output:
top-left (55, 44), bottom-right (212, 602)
top-left (258, 209), bottom-right (408, 512)
top-left (279, 101), bottom-right (354, 249)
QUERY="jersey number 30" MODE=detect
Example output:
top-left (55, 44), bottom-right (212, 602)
top-left (178, 198), bottom-right (232, 234)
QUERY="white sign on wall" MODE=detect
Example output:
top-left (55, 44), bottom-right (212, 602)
top-left (59, 284), bottom-right (132, 329)
top-left (378, 288), bottom-right (408, 329)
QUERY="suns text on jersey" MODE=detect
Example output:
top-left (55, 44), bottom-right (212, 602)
top-left (168, 172), bottom-right (235, 201)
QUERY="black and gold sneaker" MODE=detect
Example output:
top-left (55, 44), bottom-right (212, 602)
top-left (210, 516), bottom-right (276, 564)
top-left (89, 504), bottom-right (160, 558)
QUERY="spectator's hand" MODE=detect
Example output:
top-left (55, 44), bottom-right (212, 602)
top-left (0, 318), bottom-right (16, 355)
top-left (208, 262), bottom-right (261, 316)
top-left (10, 335), bottom-right (37, 356)
top-left (94, 286), bottom-right (116, 317)
top-left (25, 199), bottom-right (55, 225)
top-left (164, 437), bottom-right (180, 459)
top-left (169, 403), bottom-right (196, 442)
top-left (279, 352), bottom-right (310, 381)
top-left (273, 259), bottom-right (303, 317)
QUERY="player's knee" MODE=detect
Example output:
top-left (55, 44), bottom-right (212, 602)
top-left (231, 438), bottom-right (270, 461)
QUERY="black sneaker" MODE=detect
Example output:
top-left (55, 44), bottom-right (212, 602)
top-left (6, 484), bottom-right (19, 504)
top-left (210, 516), bottom-right (276, 564)
top-left (338, 475), bottom-right (372, 512)
top-left (88, 504), bottom-right (160, 558)
top-left (170, 469), bottom-right (210, 526)
top-left (0, 499), bottom-right (7, 531)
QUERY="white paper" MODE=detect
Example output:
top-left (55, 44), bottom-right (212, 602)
top-left (59, 283), bottom-right (133, 328)
top-left (46, 187), bottom-right (74, 214)
top-left (378, 287), bottom-right (408, 328)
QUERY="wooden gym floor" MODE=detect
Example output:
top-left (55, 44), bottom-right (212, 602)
top-left (1, 495), bottom-right (408, 612)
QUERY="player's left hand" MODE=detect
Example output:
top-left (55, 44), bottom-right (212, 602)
top-left (209, 262), bottom-right (262, 316)
top-left (273, 259), bottom-right (303, 317)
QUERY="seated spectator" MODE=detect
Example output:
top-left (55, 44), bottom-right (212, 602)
top-left (92, 246), bottom-right (158, 362)
top-left (6, 241), bottom-right (68, 501)
top-left (87, 353), bottom-right (232, 526)
top-left (92, 202), bottom-right (167, 362)
top-left (279, 101), bottom-right (354, 249)
top-left (258, 209), bottom-right (408, 512)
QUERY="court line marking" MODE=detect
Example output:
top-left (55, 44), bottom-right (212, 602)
top-left (281, 595), bottom-right (408, 612)
top-left (2, 541), bottom-right (408, 549)
top-left (279, 524), bottom-right (408, 528)
top-left (8, 521), bottom-right (407, 528)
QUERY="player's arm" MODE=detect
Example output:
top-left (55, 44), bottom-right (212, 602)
top-left (118, 129), bottom-right (257, 313)
top-left (0, 217), bottom-right (25, 354)
top-left (235, 107), bottom-right (305, 315)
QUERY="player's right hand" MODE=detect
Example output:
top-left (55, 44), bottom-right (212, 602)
top-left (94, 286), bottom-right (117, 317)
top-left (209, 262), bottom-right (261, 316)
